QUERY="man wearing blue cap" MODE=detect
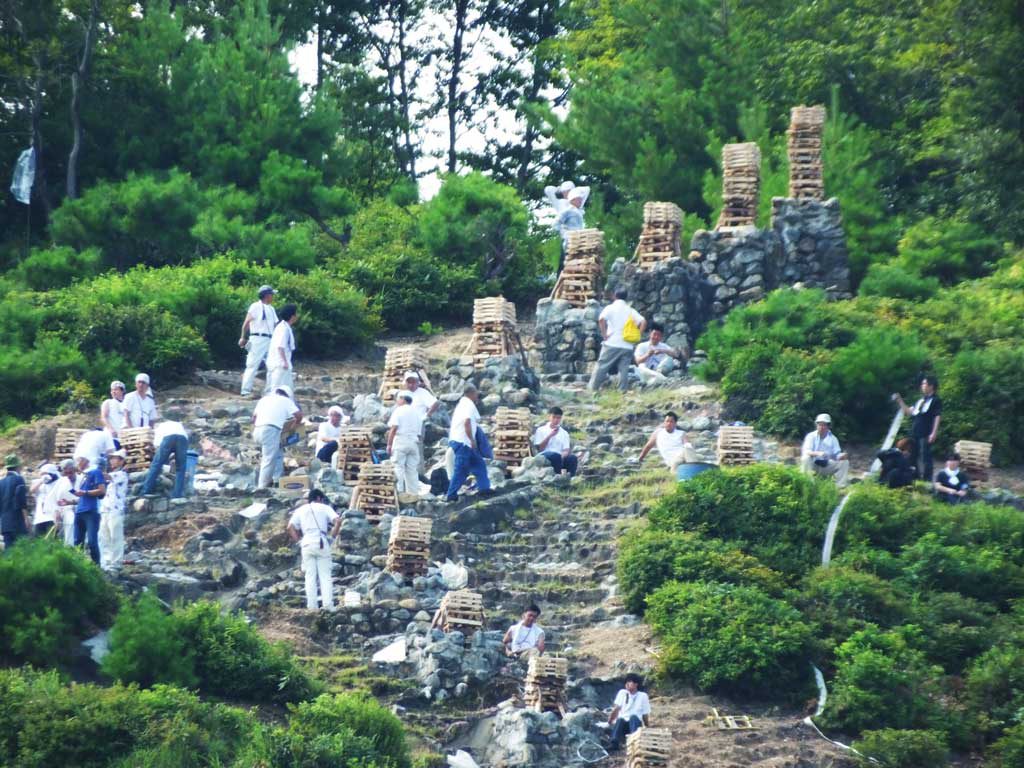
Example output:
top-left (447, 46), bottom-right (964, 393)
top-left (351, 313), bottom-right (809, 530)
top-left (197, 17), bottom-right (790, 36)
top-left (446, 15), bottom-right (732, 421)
top-left (239, 285), bottom-right (278, 396)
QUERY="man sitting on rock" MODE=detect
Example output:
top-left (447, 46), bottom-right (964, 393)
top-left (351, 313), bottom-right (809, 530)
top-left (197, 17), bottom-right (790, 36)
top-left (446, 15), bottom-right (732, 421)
top-left (532, 406), bottom-right (578, 477)
top-left (934, 452), bottom-right (970, 503)
top-left (633, 324), bottom-right (686, 386)
top-left (606, 673), bottom-right (652, 751)
top-left (503, 604), bottom-right (545, 660)
top-left (638, 412), bottom-right (698, 472)
top-left (315, 405), bottom-right (347, 464)
top-left (800, 413), bottom-right (850, 487)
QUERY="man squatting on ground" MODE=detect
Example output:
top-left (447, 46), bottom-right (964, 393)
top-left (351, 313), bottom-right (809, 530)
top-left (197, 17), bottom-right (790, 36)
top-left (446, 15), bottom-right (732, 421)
top-left (800, 413), bottom-right (850, 487)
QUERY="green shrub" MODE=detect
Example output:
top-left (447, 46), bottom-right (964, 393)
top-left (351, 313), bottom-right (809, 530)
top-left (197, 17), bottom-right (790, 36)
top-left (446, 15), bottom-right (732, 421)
top-left (617, 527), bottom-right (784, 614)
top-left (648, 465), bottom-right (838, 578)
top-left (288, 693), bottom-right (410, 768)
top-left (101, 593), bottom-right (197, 689)
top-left (12, 246), bottom-right (103, 290)
top-left (895, 216), bottom-right (1002, 285)
top-left (819, 626), bottom-right (944, 734)
top-left (646, 581), bottom-right (816, 698)
top-left (834, 484), bottom-right (933, 554)
top-left (236, 722), bottom-right (386, 768)
top-left (852, 729), bottom-right (948, 768)
top-left (906, 592), bottom-right (998, 673)
top-left (965, 642), bottom-right (1024, 740)
top-left (0, 538), bottom-right (118, 667)
top-left (989, 722), bottom-right (1024, 767)
top-left (897, 533), bottom-right (1024, 606)
top-left (858, 263), bottom-right (940, 300)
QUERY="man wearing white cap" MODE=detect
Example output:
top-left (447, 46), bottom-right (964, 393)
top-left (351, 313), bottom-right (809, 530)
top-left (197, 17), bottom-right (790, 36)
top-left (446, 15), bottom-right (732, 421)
top-left (99, 449), bottom-right (129, 570)
top-left (545, 180), bottom-right (589, 272)
top-left (252, 385), bottom-right (302, 488)
top-left (143, 420), bottom-right (190, 498)
top-left (387, 392), bottom-right (425, 497)
top-left (100, 380), bottom-right (127, 442)
top-left (316, 405), bottom-right (349, 464)
top-left (403, 370), bottom-right (437, 470)
top-left (122, 373), bottom-right (159, 428)
top-left (801, 413), bottom-right (850, 487)
top-left (30, 462), bottom-right (60, 537)
top-left (239, 285), bottom-right (279, 396)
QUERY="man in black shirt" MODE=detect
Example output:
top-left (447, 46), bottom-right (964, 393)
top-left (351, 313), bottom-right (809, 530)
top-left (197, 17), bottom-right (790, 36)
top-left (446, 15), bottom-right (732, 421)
top-left (934, 453), bottom-right (970, 503)
top-left (894, 375), bottom-right (942, 482)
top-left (0, 454), bottom-right (28, 550)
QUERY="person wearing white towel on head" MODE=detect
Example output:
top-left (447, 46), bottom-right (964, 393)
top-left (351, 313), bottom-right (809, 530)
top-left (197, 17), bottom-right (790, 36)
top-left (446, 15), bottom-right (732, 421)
top-left (30, 463), bottom-right (60, 537)
top-left (239, 285), bottom-right (278, 396)
top-left (315, 405), bottom-right (348, 464)
top-left (266, 303), bottom-right (298, 393)
top-left (544, 181), bottom-right (589, 273)
top-left (252, 385), bottom-right (302, 488)
top-left (638, 412), bottom-right (698, 472)
top-left (387, 392), bottom-right (425, 498)
top-left (402, 370), bottom-right (437, 471)
top-left (122, 373), bottom-right (159, 428)
top-left (287, 489), bottom-right (341, 611)
top-left (800, 413), bottom-right (850, 487)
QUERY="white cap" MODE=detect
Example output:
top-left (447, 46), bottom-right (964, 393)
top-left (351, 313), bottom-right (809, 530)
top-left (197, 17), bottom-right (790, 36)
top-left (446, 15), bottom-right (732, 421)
top-left (557, 180), bottom-right (574, 194)
top-left (110, 380), bottom-right (126, 390)
top-left (276, 385), bottom-right (294, 400)
top-left (110, 449), bottom-right (127, 459)
top-left (258, 284), bottom-right (275, 296)
top-left (59, 459), bottom-right (75, 471)
top-left (815, 413), bottom-right (832, 424)
top-left (403, 370), bottom-right (420, 382)
top-left (135, 373), bottom-right (150, 384)
top-left (38, 462), bottom-right (59, 476)
top-left (328, 405), bottom-right (343, 416)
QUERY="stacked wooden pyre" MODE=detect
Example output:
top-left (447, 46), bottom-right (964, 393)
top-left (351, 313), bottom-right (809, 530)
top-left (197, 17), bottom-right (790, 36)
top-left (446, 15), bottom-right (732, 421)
top-left (954, 439), bottom-right (992, 488)
top-left (332, 427), bottom-right (375, 484)
top-left (386, 515), bottom-right (432, 578)
top-left (463, 297), bottom-right (525, 370)
top-left (716, 425), bottom-right (755, 466)
top-left (119, 427), bottom-right (155, 473)
top-left (634, 202), bottom-right (683, 270)
top-left (351, 461), bottom-right (399, 524)
top-left (552, 229), bottom-right (604, 307)
top-left (378, 347), bottom-right (432, 405)
top-left (493, 406), bottom-right (533, 472)
top-left (717, 142), bottom-right (761, 228)
top-left (436, 589), bottom-right (485, 639)
top-left (626, 727), bottom-right (673, 768)
top-left (524, 655), bottom-right (568, 715)
top-left (787, 105), bottom-right (826, 200)
top-left (53, 428), bottom-right (87, 463)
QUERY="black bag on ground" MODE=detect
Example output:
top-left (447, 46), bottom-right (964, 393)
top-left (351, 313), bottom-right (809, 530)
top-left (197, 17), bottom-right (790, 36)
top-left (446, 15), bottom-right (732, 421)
top-left (429, 468), bottom-right (449, 496)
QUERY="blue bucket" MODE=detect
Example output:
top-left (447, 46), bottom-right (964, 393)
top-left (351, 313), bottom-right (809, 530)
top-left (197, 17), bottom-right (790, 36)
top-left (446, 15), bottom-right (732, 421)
top-left (676, 462), bottom-right (718, 482)
top-left (184, 450), bottom-right (200, 495)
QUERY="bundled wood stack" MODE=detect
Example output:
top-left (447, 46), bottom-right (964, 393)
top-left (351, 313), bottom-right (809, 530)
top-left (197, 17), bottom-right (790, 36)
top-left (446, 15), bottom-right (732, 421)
top-left (954, 440), bottom-right (992, 488)
top-left (492, 407), bottom-right (533, 471)
top-left (717, 425), bottom-right (755, 466)
top-left (717, 143), bottom-right (761, 228)
top-left (386, 515), bottom-right (432, 578)
top-left (626, 727), bottom-right (673, 768)
top-left (552, 229), bottom-right (604, 307)
top-left (524, 655), bottom-right (568, 715)
top-left (463, 296), bottom-right (525, 369)
top-left (332, 427), bottom-right (375, 484)
top-left (53, 428), bottom-right (87, 463)
top-left (378, 347), bottom-right (432, 405)
top-left (351, 461), bottom-right (399, 524)
top-left (119, 427), bottom-right (155, 472)
top-left (787, 105), bottom-right (826, 200)
top-left (437, 589), bottom-right (485, 639)
top-left (634, 202), bottom-right (683, 270)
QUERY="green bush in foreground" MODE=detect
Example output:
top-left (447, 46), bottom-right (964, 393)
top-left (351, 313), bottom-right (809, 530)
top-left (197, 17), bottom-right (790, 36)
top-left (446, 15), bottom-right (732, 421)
top-left (0, 538), bottom-right (118, 667)
top-left (101, 593), bottom-right (197, 689)
top-left (852, 729), bottom-right (949, 768)
top-left (989, 722), bottom-right (1024, 767)
top-left (646, 580), bottom-right (816, 698)
top-left (287, 693), bottom-right (411, 768)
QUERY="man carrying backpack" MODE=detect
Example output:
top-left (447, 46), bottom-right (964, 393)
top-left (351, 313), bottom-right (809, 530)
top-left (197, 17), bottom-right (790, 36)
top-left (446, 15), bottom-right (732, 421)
top-left (287, 489), bottom-right (341, 611)
top-left (588, 289), bottom-right (645, 393)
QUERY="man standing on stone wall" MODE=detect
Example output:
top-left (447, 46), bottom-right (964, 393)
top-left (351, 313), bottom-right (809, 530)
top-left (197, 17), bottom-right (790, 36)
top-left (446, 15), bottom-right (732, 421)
top-left (239, 285), bottom-right (278, 397)
top-left (589, 289), bottom-right (645, 392)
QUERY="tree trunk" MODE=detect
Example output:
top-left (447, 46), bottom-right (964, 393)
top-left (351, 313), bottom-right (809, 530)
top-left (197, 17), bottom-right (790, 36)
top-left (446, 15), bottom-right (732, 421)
top-left (395, 0), bottom-right (417, 180)
top-left (67, 0), bottom-right (100, 200)
top-left (447, 0), bottom-right (469, 174)
top-left (29, 56), bottom-right (51, 219)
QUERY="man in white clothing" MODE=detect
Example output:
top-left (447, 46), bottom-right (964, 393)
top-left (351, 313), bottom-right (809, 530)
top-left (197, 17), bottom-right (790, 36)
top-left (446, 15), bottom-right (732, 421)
top-left (99, 450), bottom-right (129, 570)
top-left (445, 384), bottom-right (492, 502)
top-left (532, 406), bottom-right (577, 477)
top-left (239, 285), bottom-right (278, 396)
top-left (53, 459), bottom-right (79, 545)
top-left (403, 371), bottom-right (438, 471)
top-left (287, 489), bottom-right (341, 611)
top-left (74, 428), bottom-right (115, 471)
top-left (252, 385), bottom-right (302, 488)
top-left (387, 393), bottom-right (425, 497)
top-left (315, 405), bottom-right (348, 464)
top-left (589, 289), bottom-right (645, 392)
top-left (266, 303), bottom-right (298, 392)
top-left (801, 413), bottom-right (850, 487)
top-left (502, 604), bottom-right (545, 660)
top-left (100, 380), bottom-right (126, 442)
top-left (634, 323), bottom-right (686, 386)
top-left (638, 412), bottom-right (698, 471)
top-left (122, 373), bottom-right (159, 428)
top-left (606, 673), bottom-right (651, 751)
top-left (143, 420), bottom-right (190, 498)
top-left (30, 463), bottom-right (60, 537)
top-left (544, 181), bottom-right (589, 272)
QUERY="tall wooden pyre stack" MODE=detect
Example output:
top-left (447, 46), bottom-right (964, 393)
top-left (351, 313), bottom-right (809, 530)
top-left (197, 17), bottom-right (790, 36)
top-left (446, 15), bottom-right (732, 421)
top-left (787, 105), bottom-right (826, 200)
top-left (716, 142), bottom-right (761, 228)
top-left (634, 202), bottom-right (683, 270)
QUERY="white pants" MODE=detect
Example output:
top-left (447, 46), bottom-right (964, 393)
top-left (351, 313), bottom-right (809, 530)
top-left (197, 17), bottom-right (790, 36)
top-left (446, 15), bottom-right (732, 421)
top-left (636, 357), bottom-right (678, 385)
top-left (301, 548), bottom-right (334, 610)
top-left (254, 425), bottom-right (283, 488)
top-left (665, 445), bottom-right (700, 471)
top-left (99, 511), bottom-right (125, 569)
top-left (392, 437), bottom-right (421, 494)
top-left (801, 455), bottom-right (851, 487)
top-left (241, 336), bottom-right (271, 395)
top-left (265, 366), bottom-right (293, 394)
top-left (62, 507), bottom-right (76, 546)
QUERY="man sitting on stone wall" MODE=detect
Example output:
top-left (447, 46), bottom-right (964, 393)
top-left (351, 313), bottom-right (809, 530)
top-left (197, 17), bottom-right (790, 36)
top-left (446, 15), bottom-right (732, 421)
top-left (503, 604), bottom-right (545, 660)
top-left (801, 413), bottom-right (850, 487)
top-left (633, 323), bottom-right (686, 386)
top-left (532, 407), bottom-right (578, 477)
top-left (606, 673), bottom-right (652, 751)
top-left (638, 412), bottom-right (698, 472)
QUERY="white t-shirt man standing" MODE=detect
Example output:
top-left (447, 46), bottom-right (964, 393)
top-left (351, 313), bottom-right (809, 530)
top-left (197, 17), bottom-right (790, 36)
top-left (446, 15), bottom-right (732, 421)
top-left (388, 393), bottom-right (426, 497)
top-left (589, 289), bottom-right (645, 392)
top-left (239, 285), bottom-right (279, 396)
top-left (287, 490), bottom-right (341, 611)
top-left (266, 304), bottom-right (298, 393)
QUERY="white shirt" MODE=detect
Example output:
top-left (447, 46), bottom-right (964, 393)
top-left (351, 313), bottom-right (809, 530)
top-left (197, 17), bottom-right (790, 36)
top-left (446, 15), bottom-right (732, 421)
top-left (154, 420), bottom-right (188, 445)
top-left (406, 386), bottom-right (437, 418)
top-left (74, 430), bottom-right (115, 467)
top-left (122, 390), bottom-right (159, 427)
top-left (317, 421), bottom-right (342, 451)
top-left (533, 423), bottom-right (571, 455)
top-left (635, 341), bottom-right (673, 369)
top-left (102, 397), bottom-right (126, 435)
top-left (288, 502), bottom-right (339, 551)
top-left (53, 475), bottom-right (78, 514)
top-left (101, 470), bottom-right (129, 516)
top-left (614, 689), bottom-right (651, 720)
top-left (599, 300), bottom-right (644, 350)
top-left (246, 300), bottom-right (278, 336)
top-left (448, 397), bottom-right (481, 447)
top-left (388, 403), bottom-right (425, 441)
top-left (508, 621), bottom-right (544, 653)
top-left (253, 393), bottom-right (300, 429)
top-left (32, 478), bottom-right (59, 525)
top-left (801, 430), bottom-right (842, 461)
top-left (655, 427), bottom-right (688, 466)
top-left (267, 321), bottom-right (295, 370)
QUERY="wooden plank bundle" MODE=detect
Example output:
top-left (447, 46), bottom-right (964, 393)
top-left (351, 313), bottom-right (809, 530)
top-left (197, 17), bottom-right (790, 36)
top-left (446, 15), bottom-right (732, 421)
top-left (524, 655), bottom-right (568, 714)
top-left (463, 296), bottom-right (526, 369)
top-left (626, 727), bottom-right (673, 768)
top-left (634, 202), bottom-right (683, 270)
top-left (717, 143), bottom-right (761, 228)
top-left (53, 428), bottom-right (87, 463)
top-left (954, 440), bottom-right (992, 486)
top-left (493, 407), bottom-right (533, 471)
top-left (717, 425), bottom-right (755, 466)
top-left (352, 461), bottom-right (399, 524)
top-left (386, 514), bottom-right (432, 577)
top-left (787, 105), bottom-right (826, 200)
top-left (119, 427), bottom-right (155, 473)
top-left (332, 427), bottom-right (375, 484)
top-left (437, 589), bottom-right (485, 638)
top-left (552, 228), bottom-right (605, 307)
top-left (378, 347), bottom-right (433, 405)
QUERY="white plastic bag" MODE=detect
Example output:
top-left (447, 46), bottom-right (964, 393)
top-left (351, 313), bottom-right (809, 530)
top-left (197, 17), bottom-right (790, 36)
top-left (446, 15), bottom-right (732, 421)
top-left (436, 558), bottom-right (469, 589)
top-left (446, 750), bottom-right (480, 768)
top-left (9, 147), bottom-right (35, 204)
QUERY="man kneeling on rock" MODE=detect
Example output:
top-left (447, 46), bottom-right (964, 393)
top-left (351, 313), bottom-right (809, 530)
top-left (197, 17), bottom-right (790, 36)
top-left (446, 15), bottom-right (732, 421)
top-left (607, 673), bottom-right (651, 751)
top-left (532, 406), bottom-right (578, 477)
top-left (503, 603), bottom-right (545, 660)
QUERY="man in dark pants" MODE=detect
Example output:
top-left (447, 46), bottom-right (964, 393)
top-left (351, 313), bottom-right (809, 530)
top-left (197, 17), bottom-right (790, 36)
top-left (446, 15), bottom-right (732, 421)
top-left (143, 420), bottom-right (190, 498)
top-left (894, 375), bottom-right (942, 482)
top-left (0, 454), bottom-right (28, 551)
top-left (73, 455), bottom-right (106, 563)
top-left (606, 673), bottom-right (651, 751)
